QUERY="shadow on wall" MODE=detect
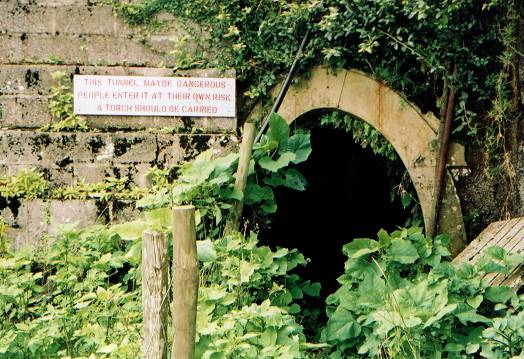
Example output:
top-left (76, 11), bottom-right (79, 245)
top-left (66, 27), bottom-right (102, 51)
top-left (259, 124), bottom-right (413, 297)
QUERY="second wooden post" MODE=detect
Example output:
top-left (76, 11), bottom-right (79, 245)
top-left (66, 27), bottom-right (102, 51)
top-left (171, 205), bottom-right (199, 359)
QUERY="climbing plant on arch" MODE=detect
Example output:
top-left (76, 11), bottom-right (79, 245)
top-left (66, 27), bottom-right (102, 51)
top-left (249, 66), bottom-right (466, 255)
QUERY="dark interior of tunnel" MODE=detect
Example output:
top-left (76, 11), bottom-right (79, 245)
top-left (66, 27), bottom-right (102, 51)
top-left (259, 118), bottom-right (414, 299)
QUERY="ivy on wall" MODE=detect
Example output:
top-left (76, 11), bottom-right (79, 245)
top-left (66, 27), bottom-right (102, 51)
top-left (111, 0), bottom-right (519, 152)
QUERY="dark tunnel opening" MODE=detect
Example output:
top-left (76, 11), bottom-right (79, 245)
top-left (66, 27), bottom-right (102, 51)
top-left (259, 116), bottom-right (415, 299)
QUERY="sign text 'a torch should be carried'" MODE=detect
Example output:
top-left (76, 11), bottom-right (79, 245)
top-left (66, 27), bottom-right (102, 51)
top-left (74, 75), bottom-right (235, 117)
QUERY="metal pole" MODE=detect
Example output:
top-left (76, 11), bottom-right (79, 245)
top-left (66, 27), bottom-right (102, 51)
top-left (254, 28), bottom-right (311, 143)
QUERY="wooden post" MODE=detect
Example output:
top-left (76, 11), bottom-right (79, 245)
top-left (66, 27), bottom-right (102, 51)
top-left (142, 231), bottom-right (168, 359)
top-left (224, 121), bottom-right (256, 234)
top-left (171, 205), bottom-right (198, 359)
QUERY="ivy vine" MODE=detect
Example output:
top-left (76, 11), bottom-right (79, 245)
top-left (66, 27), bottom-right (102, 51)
top-left (111, 0), bottom-right (519, 153)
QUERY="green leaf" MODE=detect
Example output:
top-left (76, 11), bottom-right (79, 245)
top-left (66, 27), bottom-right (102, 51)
top-left (266, 113), bottom-right (290, 143)
top-left (260, 203), bottom-right (277, 213)
top-left (197, 240), bottom-right (217, 262)
top-left (125, 240), bottom-right (142, 266)
top-left (258, 152), bottom-right (296, 172)
top-left (389, 239), bottom-right (420, 264)
top-left (342, 238), bottom-right (380, 259)
top-left (281, 169), bottom-right (307, 191)
top-left (244, 183), bottom-right (274, 205)
top-left (110, 220), bottom-right (148, 240)
top-left (466, 295), bottom-right (483, 309)
top-left (144, 207), bottom-right (171, 228)
top-left (377, 229), bottom-right (391, 247)
top-left (97, 343), bottom-right (117, 354)
top-left (280, 133), bottom-right (312, 164)
top-left (302, 282), bottom-right (321, 297)
top-left (240, 260), bottom-right (257, 283)
top-left (178, 149), bottom-right (215, 183)
top-left (401, 192), bottom-right (411, 208)
top-left (484, 286), bottom-right (514, 303)
top-left (326, 307), bottom-right (361, 342)
top-left (456, 310), bottom-right (492, 325)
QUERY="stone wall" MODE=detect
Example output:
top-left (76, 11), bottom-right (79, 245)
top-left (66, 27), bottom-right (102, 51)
top-left (0, 0), bottom-right (237, 248)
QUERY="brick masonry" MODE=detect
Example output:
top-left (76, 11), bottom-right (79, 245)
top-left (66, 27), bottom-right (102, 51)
top-left (0, 0), bottom-right (239, 248)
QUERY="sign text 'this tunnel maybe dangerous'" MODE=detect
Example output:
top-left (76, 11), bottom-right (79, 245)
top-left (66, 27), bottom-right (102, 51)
top-left (73, 75), bottom-right (236, 117)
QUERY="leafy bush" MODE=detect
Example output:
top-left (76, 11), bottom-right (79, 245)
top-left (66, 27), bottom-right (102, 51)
top-left (195, 232), bottom-right (324, 358)
top-left (0, 225), bottom-right (142, 358)
top-left (322, 227), bottom-right (524, 358)
top-left (137, 113), bottom-right (312, 236)
top-left (0, 223), bottom-right (322, 358)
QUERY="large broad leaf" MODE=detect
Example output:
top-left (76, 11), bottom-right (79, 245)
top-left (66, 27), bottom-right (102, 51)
top-left (240, 260), bottom-right (257, 283)
top-left (484, 286), bottom-right (514, 303)
top-left (456, 310), bottom-right (492, 325)
top-left (178, 149), bottom-right (215, 184)
top-left (97, 344), bottom-right (117, 354)
top-left (110, 220), bottom-right (148, 240)
top-left (368, 309), bottom-right (422, 337)
top-left (344, 257), bottom-right (381, 280)
top-left (280, 133), bottom-right (312, 164)
top-left (282, 169), bottom-right (308, 190)
top-left (211, 152), bottom-right (239, 176)
top-left (343, 238), bottom-right (380, 259)
top-left (258, 152), bottom-right (296, 172)
top-left (263, 169), bottom-right (308, 191)
top-left (244, 182), bottom-right (274, 205)
top-left (197, 239), bottom-right (217, 262)
top-left (326, 307), bottom-right (361, 342)
top-left (266, 113), bottom-right (290, 143)
top-left (302, 281), bottom-right (321, 297)
top-left (389, 239), bottom-right (420, 264)
top-left (144, 208), bottom-right (171, 228)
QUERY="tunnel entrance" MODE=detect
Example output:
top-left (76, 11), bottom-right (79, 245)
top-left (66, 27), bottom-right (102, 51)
top-left (259, 118), bottom-right (414, 297)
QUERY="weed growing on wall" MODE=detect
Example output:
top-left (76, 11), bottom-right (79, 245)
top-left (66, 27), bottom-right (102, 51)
top-left (45, 71), bottom-right (88, 132)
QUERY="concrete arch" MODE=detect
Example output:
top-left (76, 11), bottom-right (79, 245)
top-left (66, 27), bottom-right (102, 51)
top-left (248, 66), bottom-right (466, 255)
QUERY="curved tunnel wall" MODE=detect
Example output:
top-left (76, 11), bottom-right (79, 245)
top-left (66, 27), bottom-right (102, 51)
top-left (248, 66), bottom-right (466, 255)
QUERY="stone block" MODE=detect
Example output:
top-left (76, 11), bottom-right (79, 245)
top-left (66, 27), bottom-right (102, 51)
top-left (155, 133), bottom-right (176, 164)
top-left (0, 95), bottom-right (51, 128)
top-left (7, 199), bottom-right (49, 250)
top-left (48, 199), bottom-right (99, 231)
top-left (73, 163), bottom-right (107, 183)
top-left (0, 65), bottom-right (49, 96)
top-left (0, 33), bottom-right (24, 63)
top-left (0, 130), bottom-right (42, 164)
top-left (110, 133), bottom-right (158, 164)
top-left (53, 5), bottom-right (126, 36)
top-left (132, 162), bottom-right (154, 187)
top-left (0, 33), bottom-right (176, 67)
top-left (109, 199), bottom-right (140, 224)
top-left (0, 2), bottom-right (192, 37)
top-left (7, 199), bottom-right (100, 249)
top-left (0, 3), bottom-right (55, 34)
